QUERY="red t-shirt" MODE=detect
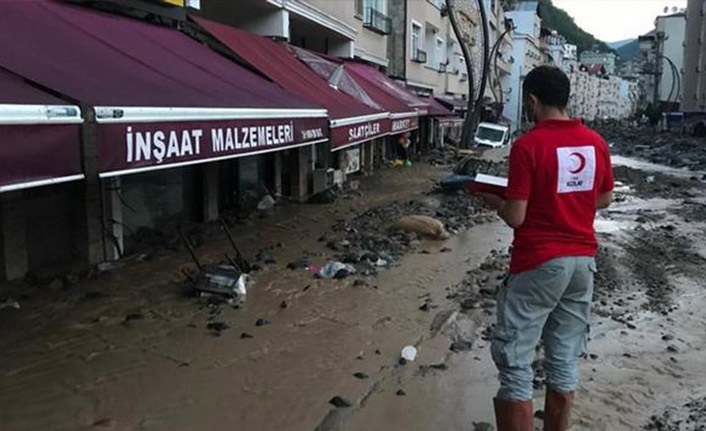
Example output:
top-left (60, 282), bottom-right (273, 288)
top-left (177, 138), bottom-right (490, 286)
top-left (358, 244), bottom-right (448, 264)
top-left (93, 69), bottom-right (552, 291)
top-left (504, 119), bottom-right (614, 274)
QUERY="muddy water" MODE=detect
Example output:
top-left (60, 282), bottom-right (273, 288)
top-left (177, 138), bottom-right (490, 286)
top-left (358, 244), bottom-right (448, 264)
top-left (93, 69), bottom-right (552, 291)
top-left (0, 162), bottom-right (512, 431)
top-left (612, 155), bottom-right (706, 179)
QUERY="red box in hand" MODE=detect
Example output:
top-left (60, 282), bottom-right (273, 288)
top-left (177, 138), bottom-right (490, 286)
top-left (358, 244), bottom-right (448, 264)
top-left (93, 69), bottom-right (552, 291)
top-left (466, 173), bottom-right (508, 197)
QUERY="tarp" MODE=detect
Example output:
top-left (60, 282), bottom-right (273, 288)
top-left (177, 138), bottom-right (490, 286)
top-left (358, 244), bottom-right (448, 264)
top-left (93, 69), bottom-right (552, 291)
top-left (0, 67), bottom-right (83, 192)
top-left (0, 1), bottom-right (329, 176)
top-left (194, 17), bottom-right (390, 151)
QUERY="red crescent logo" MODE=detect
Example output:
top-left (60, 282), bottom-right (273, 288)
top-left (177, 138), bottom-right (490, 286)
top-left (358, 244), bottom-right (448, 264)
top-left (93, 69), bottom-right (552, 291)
top-left (569, 152), bottom-right (586, 174)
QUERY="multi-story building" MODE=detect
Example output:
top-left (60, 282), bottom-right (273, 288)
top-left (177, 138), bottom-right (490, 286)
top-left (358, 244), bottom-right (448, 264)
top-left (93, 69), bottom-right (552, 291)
top-left (579, 51), bottom-right (617, 75)
top-left (199, 0), bottom-right (391, 67)
top-left (484, 0), bottom-right (515, 121)
top-left (542, 29), bottom-right (567, 70)
top-left (387, 0), bottom-right (470, 104)
top-left (505, 0), bottom-right (542, 132)
top-left (638, 31), bottom-right (659, 107)
top-left (684, 0), bottom-right (706, 117)
top-left (655, 11), bottom-right (686, 109)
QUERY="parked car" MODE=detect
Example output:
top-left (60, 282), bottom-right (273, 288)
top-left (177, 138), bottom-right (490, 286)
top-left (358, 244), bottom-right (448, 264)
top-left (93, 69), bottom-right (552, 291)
top-left (474, 122), bottom-right (509, 148)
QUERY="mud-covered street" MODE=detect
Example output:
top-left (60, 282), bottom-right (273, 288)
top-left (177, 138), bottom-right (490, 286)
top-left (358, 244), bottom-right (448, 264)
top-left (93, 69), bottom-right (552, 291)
top-left (2, 131), bottom-right (706, 431)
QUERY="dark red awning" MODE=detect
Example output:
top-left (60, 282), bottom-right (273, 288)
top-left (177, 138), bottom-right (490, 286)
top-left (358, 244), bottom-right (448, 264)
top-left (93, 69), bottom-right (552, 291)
top-left (0, 67), bottom-right (83, 192)
top-left (0, 1), bottom-right (329, 176)
top-left (194, 17), bottom-right (390, 151)
top-left (343, 62), bottom-right (431, 117)
top-left (421, 96), bottom-right (457, 117)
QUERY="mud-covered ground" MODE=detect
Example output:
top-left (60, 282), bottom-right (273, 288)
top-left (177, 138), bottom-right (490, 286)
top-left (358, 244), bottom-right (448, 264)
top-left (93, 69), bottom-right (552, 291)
top-left (2, 143), bottom-right (706, 431)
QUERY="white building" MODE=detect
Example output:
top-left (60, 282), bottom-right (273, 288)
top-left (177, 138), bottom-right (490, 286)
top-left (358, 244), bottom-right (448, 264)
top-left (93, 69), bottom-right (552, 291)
top-left (505, 0), bottom-right (542, 132)
top-left (655, 12), bottom-right (686, 108)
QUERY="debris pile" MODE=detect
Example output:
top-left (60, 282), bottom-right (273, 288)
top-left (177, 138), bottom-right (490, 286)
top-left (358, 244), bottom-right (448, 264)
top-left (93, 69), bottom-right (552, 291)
top-left (599, 125), bottom-right (706, 171)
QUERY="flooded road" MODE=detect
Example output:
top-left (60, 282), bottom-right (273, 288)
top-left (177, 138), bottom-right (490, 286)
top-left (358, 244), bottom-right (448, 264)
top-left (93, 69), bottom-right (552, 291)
top-left (3, 150), bottom-right (706, 431)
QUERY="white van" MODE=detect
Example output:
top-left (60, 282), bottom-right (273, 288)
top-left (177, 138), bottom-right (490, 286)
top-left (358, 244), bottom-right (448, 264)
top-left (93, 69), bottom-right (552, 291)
top-left (474, 122), bottom-right (510, 148)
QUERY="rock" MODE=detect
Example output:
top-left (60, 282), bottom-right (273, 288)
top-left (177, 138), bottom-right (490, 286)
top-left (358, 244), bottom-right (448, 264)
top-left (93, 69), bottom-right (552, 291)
top-left (420, 197), bottom-right (441, 210)
top-left (48, 278), bottom-right (64, 291)
top-left (123, 313), bottom-right (144, 323)
top-left (589, 353), bottom-right (599, 360)
top-left (375, 349), bottom-right (381, 355)
top-left (429, 363), bottom-right (448, 370)
top-left (334, 269), bottom-right (352, 279)
top-left (472, 422), bottom-right (494, 431)
top-left (534, 409), bottom-right (545, 420)
top-left (440, 247), bottom-right (452, 253)
top-left (419, 303), bottom-right (430, 311)
top-left (450, 340), bottom-right (473, 352)
top-left (240, 332), bottom-right (254, 339)
top-left (353, 279), bottom-right (368, 287)
top-left (92, 418), bottom-right (116, 428)
top-left (353, 372), bottom-right (369, 379)
top-left (341, 252), bottom-right (360, 264)
top-left (280, 300), bottom-right (288, 309)
top-left (206, 321), bottom-right (229, 335)
top-left (329, 396), bottom-right (352, 408)
top-left (661, 334), bottom-right (674, 341)
top-left (255, 318), bottom-right (270, 327)
top-left (667, 345), bottom-right (679, 353)
top-left (396, 389), bottom-right (406, 396)
top-left (287, 259), bottom-right (311, 270)
top-left (460, 298), bottom-right (477, 310)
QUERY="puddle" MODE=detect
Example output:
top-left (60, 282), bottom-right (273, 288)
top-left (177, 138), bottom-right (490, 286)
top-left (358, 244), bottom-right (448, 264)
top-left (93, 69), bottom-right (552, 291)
top-left (612, 155), bottom-right (706, 179)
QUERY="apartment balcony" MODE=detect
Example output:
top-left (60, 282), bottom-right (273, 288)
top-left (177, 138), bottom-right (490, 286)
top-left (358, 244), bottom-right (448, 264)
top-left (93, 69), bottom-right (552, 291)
top-left (363, 8), bottom-right (391, 35)
top-left (412, 49), bottom-right (427, 64)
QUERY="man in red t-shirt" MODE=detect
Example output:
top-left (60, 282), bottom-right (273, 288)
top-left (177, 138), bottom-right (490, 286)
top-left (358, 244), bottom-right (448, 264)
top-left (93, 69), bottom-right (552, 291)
top-left (476, 66), bottom-right (614, 431)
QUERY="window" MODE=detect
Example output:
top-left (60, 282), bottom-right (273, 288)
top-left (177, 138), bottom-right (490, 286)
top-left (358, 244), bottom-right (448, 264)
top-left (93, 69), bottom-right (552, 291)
top-left (355, 0), bottom-right (363, 17)
top-left (411, 22), bottom-right (422, 60)
top-left (363, 0), bottom-right (386, 21)
top-left (436, 37), bottom-right (446, 71)
top-left (431, 0), bottom-right (446, 9)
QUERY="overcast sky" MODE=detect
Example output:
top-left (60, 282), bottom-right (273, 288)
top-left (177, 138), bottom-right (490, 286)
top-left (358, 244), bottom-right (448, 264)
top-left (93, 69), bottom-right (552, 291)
top-left (552, 0), bottom-right (688, 43)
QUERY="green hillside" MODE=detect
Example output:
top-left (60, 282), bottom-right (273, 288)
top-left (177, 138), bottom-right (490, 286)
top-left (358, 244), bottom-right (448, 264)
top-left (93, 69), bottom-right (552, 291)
top-left (537, 0), bottom-right (613, 54)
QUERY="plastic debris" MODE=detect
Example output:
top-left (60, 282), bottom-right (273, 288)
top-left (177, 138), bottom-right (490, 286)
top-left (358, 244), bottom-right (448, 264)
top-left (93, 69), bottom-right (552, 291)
top-left (401, 345), bottom-right (418, 362)
top-left (257, 194), bottom-right (276, 210)
top-left (0, 299), bottom-right (20, 310)
top-left (318, 261), bottom-right (356, 279)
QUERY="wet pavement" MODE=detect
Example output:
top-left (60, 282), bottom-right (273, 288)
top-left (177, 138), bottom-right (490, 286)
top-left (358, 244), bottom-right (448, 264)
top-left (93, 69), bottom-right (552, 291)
top-left (2, 138), bottom-right (706, 431)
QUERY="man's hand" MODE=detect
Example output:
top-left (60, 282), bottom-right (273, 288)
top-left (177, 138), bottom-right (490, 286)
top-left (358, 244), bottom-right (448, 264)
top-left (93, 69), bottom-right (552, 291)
top-left (476, 192), bottom-right (505, 211)
top-left (473, 192), bottom-right (527, 229)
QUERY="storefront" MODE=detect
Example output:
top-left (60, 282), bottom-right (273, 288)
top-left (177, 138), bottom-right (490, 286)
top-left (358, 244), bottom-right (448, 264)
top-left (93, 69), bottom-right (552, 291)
top-left (0, 1), bottom-right (328, 272)
top-left (195, 18), bottom-right (392, 186)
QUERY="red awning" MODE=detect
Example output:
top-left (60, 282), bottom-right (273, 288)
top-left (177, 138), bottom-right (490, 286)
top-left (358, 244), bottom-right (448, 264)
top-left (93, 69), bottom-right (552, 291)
top-left (343, 62), bottom-right (430, 116)
top-left (287, 49), bottom-right (419, 135)
top-left (0, 67), bottom-right (83, 192)
top-left (0, 1), bottom-right (329, 177)
top-left (194, 17), bottom-right (390, 151)
top-left (421, 96), bottom-right (457, 117)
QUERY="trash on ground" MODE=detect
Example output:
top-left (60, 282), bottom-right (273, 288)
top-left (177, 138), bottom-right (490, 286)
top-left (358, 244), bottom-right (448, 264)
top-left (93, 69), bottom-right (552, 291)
top-left (0, 299), bottom-right (20, 310)
top-left (318, 261), bottom-right (357, 279)
top-left (257, 194), bottom-right (275, 211)
top-left (401, 345), bottom-right (418, 362)
top-left (392, 215), bottom-right (450, 240)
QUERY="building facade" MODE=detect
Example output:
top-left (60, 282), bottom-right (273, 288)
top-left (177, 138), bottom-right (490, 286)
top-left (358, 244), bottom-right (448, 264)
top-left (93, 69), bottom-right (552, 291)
top-left (505, 0), bottom-right (541, 132)
top-left (655, 12), bottom-right (686, 109)
top-left (579, 51), bottom-right (617, 75)
top-left (683, 0), bottom-right (706, 113)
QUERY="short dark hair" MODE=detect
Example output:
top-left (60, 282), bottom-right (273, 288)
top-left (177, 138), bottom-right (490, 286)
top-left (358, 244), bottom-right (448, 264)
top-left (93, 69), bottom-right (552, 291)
top-left (522, 66), bottom-right (570, 109)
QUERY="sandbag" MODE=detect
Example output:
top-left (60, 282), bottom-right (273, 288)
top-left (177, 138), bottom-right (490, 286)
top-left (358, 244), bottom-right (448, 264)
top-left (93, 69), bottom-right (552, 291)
top-left (392, 215), bottom-right (450, 240)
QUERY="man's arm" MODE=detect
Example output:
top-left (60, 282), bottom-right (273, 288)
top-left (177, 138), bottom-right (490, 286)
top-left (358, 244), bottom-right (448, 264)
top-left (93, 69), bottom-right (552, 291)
top-left (597, 191), bottom-right (613, 209)
top-left (477, 193), bottom-right (528, 229)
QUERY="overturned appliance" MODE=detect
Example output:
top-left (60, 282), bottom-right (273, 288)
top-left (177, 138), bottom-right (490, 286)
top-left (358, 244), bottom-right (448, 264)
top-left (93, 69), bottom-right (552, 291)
top-left (180, 220), bottom-right (252, 304)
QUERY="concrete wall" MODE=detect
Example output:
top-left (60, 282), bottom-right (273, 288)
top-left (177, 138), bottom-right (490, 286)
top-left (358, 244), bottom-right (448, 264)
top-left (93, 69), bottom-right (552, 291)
top-left (656, 14), bottom-right (686, 105)
top-left (683, 0), bottom-right (706, 112)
